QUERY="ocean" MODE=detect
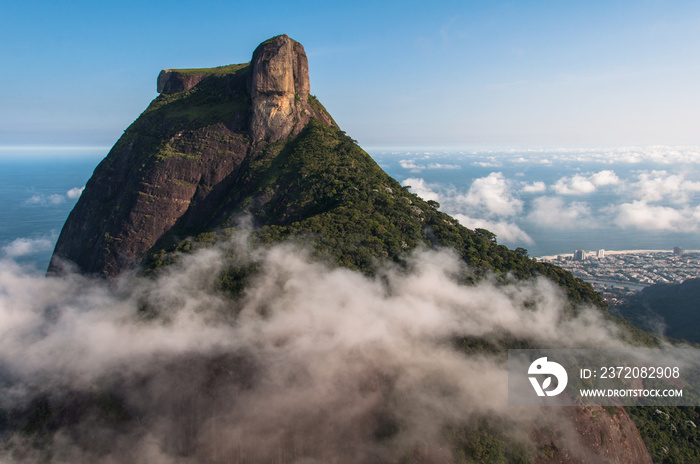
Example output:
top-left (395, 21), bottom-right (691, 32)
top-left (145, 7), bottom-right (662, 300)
top-left (0, 151), bottom-right (103, 270)
top-left (1, 146), bottom-right (699, 270)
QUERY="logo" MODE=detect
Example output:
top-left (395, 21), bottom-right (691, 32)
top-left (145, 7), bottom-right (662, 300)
top-left (528, 357), bottom-right (568, 397)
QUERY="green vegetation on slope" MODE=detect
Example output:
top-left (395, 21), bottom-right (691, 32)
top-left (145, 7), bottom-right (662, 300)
top-left (628, 406), bottom-right (700, 463)
top-left (113, 64), bottom-right (251, 163)
top-left (146, 119), bottom-right (602, 308)
top-left (164, 62), bottom-right (249, 76)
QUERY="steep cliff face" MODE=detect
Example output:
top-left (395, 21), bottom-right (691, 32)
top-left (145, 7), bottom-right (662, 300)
top-left (248, 34), bottom-right (332, 142)
top-left (50, 34), bottom-right (335, 276)
top-left (157, 69), bottom-right (208, 94)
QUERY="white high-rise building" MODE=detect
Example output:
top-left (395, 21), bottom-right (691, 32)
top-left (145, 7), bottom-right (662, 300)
top-left (597, 249), bottom-right (605, 258)
top-left (573, 249), bottom-right (586, 261)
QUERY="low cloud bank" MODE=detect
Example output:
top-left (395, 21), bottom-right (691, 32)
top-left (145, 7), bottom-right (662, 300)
top-left (402, 165), bottom-right (700, 241)
top-left (1, 235), bottom-right (56, 259)
top-left (0, 239), bottom-right (627, 462)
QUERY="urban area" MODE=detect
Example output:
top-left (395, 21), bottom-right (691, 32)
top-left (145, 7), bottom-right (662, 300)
top-left (537, 248), bottom-right (700, 304)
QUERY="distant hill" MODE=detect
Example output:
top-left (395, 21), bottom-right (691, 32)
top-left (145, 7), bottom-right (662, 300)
top-left (613, 278), bottom-right (700, 343)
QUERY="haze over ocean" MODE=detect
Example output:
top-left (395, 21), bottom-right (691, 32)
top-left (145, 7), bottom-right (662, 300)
top-left (2, 145), bottom-right (699, 270)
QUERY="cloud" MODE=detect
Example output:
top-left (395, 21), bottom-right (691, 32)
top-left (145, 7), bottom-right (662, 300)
top-left (25, 193), bottom-right (65, 205)
top-left (472, 160), bottom-right (503, 167)
top-left (612, 201), bottom-right (700, 231)
top-left (589, 170), bottom-right (620, 186)
top-left (521, 181), bottom-right (547, 193)
top-left (426, 163), bottom-right (461, 170)
top-left (475, 146), bottom-right (700, 165)
top-left (1, 236), bottom-right (56, 259)
top-left (0, 239), bottom-right (627, 462)
top-left (630, 171), bottom-right (700, 204)
top-left (552, 170), bottom-right (619, 195)
top-left (23, 187), bottom-right (85, 206)
top-left (456, 172), bottom-right (523, 217)
top-left (452, 214), bottom-right (533, 245)
top-left (66, 187), bottom-right (85, 199)
top-left (399, 159), bottom-right (421, 172)
top-left (403, 175), bottom-right (530, 245)
top-left (527, 197), bottom-right (593, 229)
top-left (402, 177), bottom-right (440, 202)
top-left (399, 160), bottom-right (461, 172)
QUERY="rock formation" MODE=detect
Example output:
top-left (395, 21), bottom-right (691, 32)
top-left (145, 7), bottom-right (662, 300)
top-left (50, 34), bottom-right (335, 277)
top-left (249, 34), bottom-right (313, 142)
top-left (157, 69), bottom-right (208, 94)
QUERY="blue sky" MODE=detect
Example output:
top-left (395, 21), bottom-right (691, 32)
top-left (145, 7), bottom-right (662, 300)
top-left (2, 0), bottom-right (700, 149)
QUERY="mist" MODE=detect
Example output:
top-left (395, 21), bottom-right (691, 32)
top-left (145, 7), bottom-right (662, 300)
top-left (0, 238), bottom-right (629, 462)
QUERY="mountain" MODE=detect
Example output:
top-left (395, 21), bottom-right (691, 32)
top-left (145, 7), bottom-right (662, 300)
top-left (613, 278), bottom-right (700, 343)
top-left (27, 34), bottom-right (688, 463)
top-left (49, 34), bottom-right (333, 277)
top-left (48, 35), bottom-right (599, 309)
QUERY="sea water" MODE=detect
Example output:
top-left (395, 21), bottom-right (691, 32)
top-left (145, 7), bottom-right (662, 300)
top-left (0, 151), bottom-right (103, 270)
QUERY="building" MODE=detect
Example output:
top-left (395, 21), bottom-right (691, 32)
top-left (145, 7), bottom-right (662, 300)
top-left (597, 249), bottom-right (605, 258)
top-left (573, 249), bottom-right (586, 261)
top-left (673, 246), bottom-right (684, 256)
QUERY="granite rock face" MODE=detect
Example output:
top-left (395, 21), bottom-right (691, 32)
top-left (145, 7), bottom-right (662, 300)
top-left (249, 34), bottom-right (323, 143)
top-left (157, 69), bottom-right (209, 94)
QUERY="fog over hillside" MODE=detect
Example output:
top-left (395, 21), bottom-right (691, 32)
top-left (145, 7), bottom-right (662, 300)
top-left (0, 235), bottom-right (628, 463)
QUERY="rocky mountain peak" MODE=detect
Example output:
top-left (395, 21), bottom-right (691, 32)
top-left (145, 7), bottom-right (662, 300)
top-left (249, 34), bottom-right (314, 143)
top-left (49, 35), bottom-right (335, 277)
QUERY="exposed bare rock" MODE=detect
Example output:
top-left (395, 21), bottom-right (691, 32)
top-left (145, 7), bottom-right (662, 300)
top-left (157, 69), bottom-right (208, 94)
top-left (249, 34), bottom-right (332, 143)
top-left (533, 406), bottom-right (653, 464)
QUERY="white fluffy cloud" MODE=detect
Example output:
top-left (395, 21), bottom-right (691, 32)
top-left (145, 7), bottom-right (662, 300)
top-left (527, 197), bottom-right (593, 229)
top-left (403, 175), bottom-right (530, 246)
top-left (457, 172), bottom-right (523, 217)
top-left (630, 171), bottom-right (700, 204)
top-left (612, 201), bottom-right (700, 231)
top-left (521, 181), bottom-right (546, 193)
top-left (402, 177), bottom-right (440, 202)
top-left (552, 170), bottom-right (619, 195)
top-left (66, 187), bottom-right (84, 199)
top-left (452, 214), bottom-right (533, 244)
top-left (1, 236), bottom-right (56, 259)
top-left (399, 159), bottom-right (421, 171)
top-left (0, 240), bottom-right (626, 462)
